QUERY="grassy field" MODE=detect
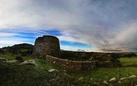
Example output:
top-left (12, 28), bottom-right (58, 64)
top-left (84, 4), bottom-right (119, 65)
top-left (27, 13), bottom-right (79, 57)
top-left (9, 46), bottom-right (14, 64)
top-left (33, 57), bottom-right (137, 85)
top-left (40, 58), bottom-right (137, 80)
top-left (1, 53), bottom-right (137, 86)
top-left (120, 57), bottom-right (137, 65)
top-left (2, 52), bottom-right (31, 60)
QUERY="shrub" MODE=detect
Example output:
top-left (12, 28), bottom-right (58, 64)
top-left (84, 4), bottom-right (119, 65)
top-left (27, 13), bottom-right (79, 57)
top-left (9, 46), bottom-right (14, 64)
top-left (110, 53), bottom-right (121, 62)
top-left (0, 48), bottom-right (4, 54)
top-left (15, 56), bottom-right (24, 63)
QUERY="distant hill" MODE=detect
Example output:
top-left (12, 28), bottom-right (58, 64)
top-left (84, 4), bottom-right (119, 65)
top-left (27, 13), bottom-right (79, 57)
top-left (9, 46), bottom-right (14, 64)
top-left (2, 43), bottom-right (34, 56)
top-left (2, 43), bottom-right (34, 50)
top-left (12, 43), bottom-right (34, 49)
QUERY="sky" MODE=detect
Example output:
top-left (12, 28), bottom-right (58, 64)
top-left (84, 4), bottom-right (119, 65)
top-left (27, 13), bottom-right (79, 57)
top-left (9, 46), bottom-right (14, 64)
top-left (0, 0), bottom-right (137, 52)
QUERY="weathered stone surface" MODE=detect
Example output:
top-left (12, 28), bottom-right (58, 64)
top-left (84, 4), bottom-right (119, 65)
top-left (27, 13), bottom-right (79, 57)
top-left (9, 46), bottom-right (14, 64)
top-left (0, 57), bottom-right (7, 62)
top-left (120, 77), bottom-right (127, 81)
top-left (48, 69), bottom-right (58, 72)
top-left (79, 77), bottom-right (83, 80)
top-left (7, 60), bottom-right (17, 63)
top-left (109, 77), bottom-right (117, 82)
top-left (128, 75), bottom-right (137, 79)
top-left (19, 59), bottom-right (37, 66)
top-left (33, 35), bottom-right (60, 58)
top-left (46, 55), bottom-right (95, 70)
top-left (103, 80), bottom-right (109, 85)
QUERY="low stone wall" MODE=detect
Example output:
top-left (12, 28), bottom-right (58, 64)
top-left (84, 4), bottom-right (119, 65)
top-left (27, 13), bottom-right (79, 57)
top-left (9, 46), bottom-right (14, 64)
top-left (46, 55), bottom-right (95, 70)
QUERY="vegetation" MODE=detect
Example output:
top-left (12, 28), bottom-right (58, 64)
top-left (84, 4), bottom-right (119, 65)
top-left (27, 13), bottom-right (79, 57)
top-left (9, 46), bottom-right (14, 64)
top-left (2, 43), bottom-right (33, 57)
top-left (0, 44), bottom-right (137, 86)
top-left (120, 57), bottom-right (137, 66)
top-left (1, 57), bottom-right (137, 86)
top-left (1, 43), bottom-right (33, 60)
top-left (0, 62), bottom-right (80, 86)
top-left (15, 56), bottom-right (24, 62)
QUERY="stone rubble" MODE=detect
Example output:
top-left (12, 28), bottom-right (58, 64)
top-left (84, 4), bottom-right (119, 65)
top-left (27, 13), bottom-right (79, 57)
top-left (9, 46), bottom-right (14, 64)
top-left (48, 69), bottom-right (58, 73)
top-left (109, 77), bottom-right (117, 82)
top-left (120, 77), bottom-right (127, 81)
top-left (19, 59), bottom-right (37, 66)
top-left (128, 75), bottom-right (137, 79)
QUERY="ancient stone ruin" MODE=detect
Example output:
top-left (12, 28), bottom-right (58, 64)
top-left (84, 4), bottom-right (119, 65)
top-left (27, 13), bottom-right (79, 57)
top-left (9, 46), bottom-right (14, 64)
top-left (33, 35), bottom-right (60, 58)
top-left (33, 35), bottom-right (122, 70)
top-left (33, 35), bottom-right (95, 70)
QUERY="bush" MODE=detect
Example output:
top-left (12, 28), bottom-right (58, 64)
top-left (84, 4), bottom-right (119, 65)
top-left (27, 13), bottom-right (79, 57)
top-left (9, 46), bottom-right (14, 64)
top-left (0, 62), bottom-right (81, 86)
top-left (110, 53), bottom-right (121, 62)
top-left (15, 56), bottom-right (24, 62)
top-left (0, 48), bottom-right (4, 54)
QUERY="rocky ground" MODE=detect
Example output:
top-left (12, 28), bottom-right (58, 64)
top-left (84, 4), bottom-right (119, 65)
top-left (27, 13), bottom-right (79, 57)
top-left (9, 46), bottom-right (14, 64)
top-left (0, 59), bottom-right (137, 86)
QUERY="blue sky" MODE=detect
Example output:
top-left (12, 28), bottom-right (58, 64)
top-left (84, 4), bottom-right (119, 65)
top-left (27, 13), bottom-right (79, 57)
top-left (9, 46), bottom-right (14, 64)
top-left (0, 0), bottom-right (137, 52)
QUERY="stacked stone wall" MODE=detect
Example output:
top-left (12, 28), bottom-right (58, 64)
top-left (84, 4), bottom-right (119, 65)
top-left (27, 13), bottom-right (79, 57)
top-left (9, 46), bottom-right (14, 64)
top-left (46, 55), bottom-right (95, 70)
top-left (33, 35), bottom-right (60, 58)
top-left (33, 35), bottom-right (95, 70)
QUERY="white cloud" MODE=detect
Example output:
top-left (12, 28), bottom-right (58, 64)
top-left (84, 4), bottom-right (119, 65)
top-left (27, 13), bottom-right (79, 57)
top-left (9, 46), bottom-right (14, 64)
top-left (0, 31), bottom-right (33, 48)
top-left (0, 32), bottom-right (17, 36)
top-left (0, 39), bottom-right (27, 48)
top-left (109, 21), bottom-right (137, 51)
top-left (0, 0), bottom-right (137, 51)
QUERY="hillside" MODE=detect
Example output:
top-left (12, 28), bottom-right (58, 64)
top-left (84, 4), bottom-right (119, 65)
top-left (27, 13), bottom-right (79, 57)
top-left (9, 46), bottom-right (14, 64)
top-left (0, 43), bottom-right (137, 86)
top-left (0, 43), bottom-right (33, 60)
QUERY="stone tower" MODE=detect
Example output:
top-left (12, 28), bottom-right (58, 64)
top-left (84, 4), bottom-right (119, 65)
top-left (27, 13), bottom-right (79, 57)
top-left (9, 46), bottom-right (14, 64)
top-left (33, 35), bottom-right (60, 58)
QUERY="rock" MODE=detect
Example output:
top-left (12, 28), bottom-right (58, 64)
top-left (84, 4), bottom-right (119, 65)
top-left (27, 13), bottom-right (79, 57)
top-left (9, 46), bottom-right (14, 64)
top-left (103, 80), bottom-right (109, 85)
top-left (79, 77), bottom-right (83, 80)
top-left (120, 77), bottom-right (127, 81)
top-left (27, 59), bottom-right (36, 63)
top-left (19, 59), bottom-right (37, 66)
top-left (118, 81), bottom-right (122, 84)
top-left (7, 60), bottom-right (17, 63)
top-left (109, 77), bottom-right (117, 82)
top-left (48, 69), bottom-right (58, 72)
top-left (93, 82), bottom-right (99, 85)
top-left (90, 78), bottom-right (93, 80)
top-left (71, 85), bottom-right (75, 86)
top-left (128, 75), bottom-right (137, 79)
top-left (0, 57), bottom-right (7, 62)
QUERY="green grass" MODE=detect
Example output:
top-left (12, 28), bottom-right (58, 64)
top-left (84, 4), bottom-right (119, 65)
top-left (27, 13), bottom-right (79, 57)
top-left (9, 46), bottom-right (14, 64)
top-left (34, 58), bottom-right (65, 71)
top-left (2, 52), bottom-right (31, 60)
top-left (0, 62), bottom-right (80, 86)
top-left (2, 53), bottom-right (14, 60)
top-left (66, 67), bottom-right (137, 81)
top-left (68, 57), bottom-right (137, 81)
top-left (1, 53), bottom-right (137, 85)
top-left (34, 57), bottom-right (137, 81)
top-left (120, 57), bottom-right (137, 65)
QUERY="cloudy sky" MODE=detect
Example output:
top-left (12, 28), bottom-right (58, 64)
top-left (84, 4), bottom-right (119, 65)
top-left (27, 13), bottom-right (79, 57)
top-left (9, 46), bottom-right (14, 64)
top-left (0, 0), bottom-right (137, 52)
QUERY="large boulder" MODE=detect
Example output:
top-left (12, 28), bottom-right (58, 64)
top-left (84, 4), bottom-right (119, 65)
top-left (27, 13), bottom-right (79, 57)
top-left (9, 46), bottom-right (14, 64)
top-left (19, 59), bottom-right (37, 66)
top-left (0, 57), bottom-right (7, 62)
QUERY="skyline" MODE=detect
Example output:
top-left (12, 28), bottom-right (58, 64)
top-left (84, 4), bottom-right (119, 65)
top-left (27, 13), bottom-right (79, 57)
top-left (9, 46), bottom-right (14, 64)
top-left (0, 0), bottom-right (137, 52)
